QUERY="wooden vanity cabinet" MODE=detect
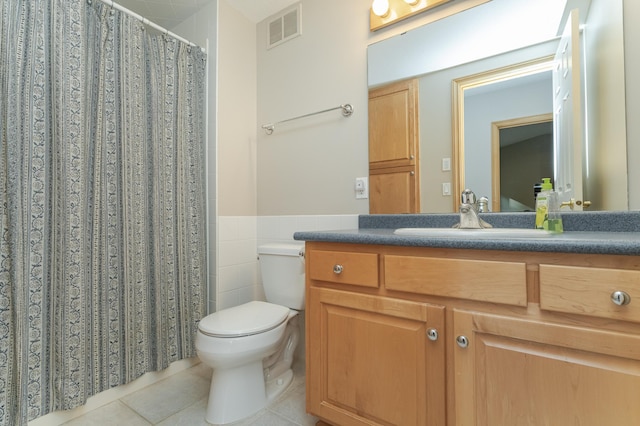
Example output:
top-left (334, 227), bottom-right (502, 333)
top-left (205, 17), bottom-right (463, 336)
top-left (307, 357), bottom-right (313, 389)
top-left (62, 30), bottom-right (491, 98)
top-left (305, 242), bottom-right (640, 426)
top-left (452, 309), bottom-right (640, 425)
top-left (306, 246), bottom-right (446, 426)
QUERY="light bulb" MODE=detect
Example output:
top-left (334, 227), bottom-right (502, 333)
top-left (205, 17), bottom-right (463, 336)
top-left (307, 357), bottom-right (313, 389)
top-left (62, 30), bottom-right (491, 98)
top-left (372, 0), bottom-right (390, 17)
top-left (404, 0), bottom-right (419, 5)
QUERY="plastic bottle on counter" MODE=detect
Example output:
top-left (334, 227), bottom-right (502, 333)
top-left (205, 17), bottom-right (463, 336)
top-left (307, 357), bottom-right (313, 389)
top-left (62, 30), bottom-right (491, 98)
top-left (534, 178), bottom-right (553, 230)
top-left (546, 191), bottom-right (564, 233)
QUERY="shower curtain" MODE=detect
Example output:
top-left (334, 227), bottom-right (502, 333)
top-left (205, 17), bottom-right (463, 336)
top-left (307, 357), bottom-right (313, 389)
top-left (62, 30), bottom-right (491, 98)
top-left (0, 1), bottom-right (208, 424)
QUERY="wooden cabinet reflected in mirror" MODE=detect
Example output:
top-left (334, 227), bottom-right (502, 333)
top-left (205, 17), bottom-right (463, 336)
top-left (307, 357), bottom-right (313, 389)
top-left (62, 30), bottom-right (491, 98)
top-left (368, 79), bottom-right (420, 213)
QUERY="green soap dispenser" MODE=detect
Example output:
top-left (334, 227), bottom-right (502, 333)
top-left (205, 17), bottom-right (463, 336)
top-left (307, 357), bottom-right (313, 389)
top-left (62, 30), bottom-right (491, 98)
top-left (534, 178), bottom-right (553, 229)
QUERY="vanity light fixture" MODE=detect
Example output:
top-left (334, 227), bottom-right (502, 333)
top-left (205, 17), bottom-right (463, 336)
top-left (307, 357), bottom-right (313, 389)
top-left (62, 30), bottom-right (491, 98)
top-left (370, 0), bottom-right (453, 31)
top-left (371, 0), bottom-right (390, 17)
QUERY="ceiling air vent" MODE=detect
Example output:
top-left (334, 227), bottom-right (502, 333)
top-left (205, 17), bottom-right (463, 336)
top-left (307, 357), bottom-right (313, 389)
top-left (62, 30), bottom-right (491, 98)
top-left (267, 3), bottom-right (301, 49)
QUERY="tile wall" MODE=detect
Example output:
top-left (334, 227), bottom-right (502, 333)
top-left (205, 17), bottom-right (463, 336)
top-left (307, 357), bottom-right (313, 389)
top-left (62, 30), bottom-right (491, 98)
top-left (215, 214), bottom-right (359, 311)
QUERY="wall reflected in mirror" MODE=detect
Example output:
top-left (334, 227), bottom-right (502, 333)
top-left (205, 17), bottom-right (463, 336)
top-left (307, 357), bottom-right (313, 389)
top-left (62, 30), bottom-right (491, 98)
top-left (367, 0), bottom-right (628, 213)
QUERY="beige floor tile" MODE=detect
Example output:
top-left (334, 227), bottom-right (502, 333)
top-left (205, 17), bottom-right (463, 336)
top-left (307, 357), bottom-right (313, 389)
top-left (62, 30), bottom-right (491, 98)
top-left (121, 368), bottom-right (210, 423)
top-left (58, 357), bottom-right (312, 426)
top-left (156, 397), bottom-right (210, 425)
top-left (269, 383), bottom-right (318, 426)
top-left (245, 411), bottom-right (299, 426)
top-left (61, 401), bottom-right (151, 426)
top-left (189, 361), bottom-right (213, 381)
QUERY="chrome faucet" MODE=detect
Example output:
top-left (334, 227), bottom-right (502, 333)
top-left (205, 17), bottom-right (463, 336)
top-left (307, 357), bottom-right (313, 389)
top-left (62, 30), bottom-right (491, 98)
top-left (455, 189), bottom-right (493, 229)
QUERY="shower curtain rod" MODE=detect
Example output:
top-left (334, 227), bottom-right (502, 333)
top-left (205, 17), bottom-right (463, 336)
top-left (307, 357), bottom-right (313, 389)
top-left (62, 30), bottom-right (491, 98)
top-left (95, 0), bottom-right (205, 51)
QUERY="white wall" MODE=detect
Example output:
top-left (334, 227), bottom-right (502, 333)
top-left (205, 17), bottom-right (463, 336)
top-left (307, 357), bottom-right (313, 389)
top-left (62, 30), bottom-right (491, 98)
top-left (624, 0), bottom-right (640, 210)
top-left (255, 0), bottom-right (371, 215)
top-left (585, 0), bottom-right (628, 211)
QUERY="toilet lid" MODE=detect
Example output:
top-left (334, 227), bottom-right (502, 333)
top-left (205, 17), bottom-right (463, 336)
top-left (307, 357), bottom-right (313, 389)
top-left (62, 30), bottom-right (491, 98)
top-left (198, 301), bottom-right (290, 338)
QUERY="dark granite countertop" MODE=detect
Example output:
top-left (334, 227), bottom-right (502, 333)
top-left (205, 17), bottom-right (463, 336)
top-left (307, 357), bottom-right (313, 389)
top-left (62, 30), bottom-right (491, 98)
top-left (293, 211), bottom-right (640, 256)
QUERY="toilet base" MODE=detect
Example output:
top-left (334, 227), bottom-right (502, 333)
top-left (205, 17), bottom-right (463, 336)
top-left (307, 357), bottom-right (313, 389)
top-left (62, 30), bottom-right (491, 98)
top-left (204, 362), bottom-right (295, 425)
top-left (201, 315), bottom-right (300, 424)
top-left (206, 360), bottom-right (264, 424)
top-left (265, 367), bottom-right (294, 405)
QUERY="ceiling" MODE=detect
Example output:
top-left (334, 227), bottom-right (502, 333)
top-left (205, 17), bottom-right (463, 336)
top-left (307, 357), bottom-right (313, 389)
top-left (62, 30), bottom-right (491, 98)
top-left (115, 0), bottom-right (299, 29)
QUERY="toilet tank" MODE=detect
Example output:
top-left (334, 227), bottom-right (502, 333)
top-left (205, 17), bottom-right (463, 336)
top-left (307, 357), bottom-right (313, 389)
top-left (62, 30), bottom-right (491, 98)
top-left (258, 242), bottom-right (305, 310)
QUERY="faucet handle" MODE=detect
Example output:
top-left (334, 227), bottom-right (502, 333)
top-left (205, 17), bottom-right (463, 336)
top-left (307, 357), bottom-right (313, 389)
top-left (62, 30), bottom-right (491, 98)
top-left (461, 189), bottom-right (476, 205)
top-left (477, 197), bottom-right (489, 213)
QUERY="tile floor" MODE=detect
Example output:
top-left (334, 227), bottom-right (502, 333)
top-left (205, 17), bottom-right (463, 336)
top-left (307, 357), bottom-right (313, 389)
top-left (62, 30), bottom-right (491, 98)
top-left (60, 359), bottom-right (318, 426)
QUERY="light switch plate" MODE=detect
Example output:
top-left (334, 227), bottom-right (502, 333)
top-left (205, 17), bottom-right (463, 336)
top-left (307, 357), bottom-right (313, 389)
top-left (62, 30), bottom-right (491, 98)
top-left (442, 158), bottom-right (451, 171)
top-left (355, 177), bottom-right (369, 199)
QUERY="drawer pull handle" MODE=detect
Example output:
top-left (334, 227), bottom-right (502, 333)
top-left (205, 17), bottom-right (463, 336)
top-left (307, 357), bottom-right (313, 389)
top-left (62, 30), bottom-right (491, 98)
top-left (611, 290), bottom-right (631, 306)
top-left (333, 264), bottom-right (343, 275)
top-left (427, 328), bottom-right (439, 341)
top-left (456, 335), bottom-right (469, 348)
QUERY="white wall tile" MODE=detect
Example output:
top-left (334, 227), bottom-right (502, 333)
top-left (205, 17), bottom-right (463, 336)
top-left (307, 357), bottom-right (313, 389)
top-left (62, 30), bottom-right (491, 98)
top-left (219, 263), bottom-right (259, 293)
top-left (237, 216), bottom-right (257, 240)
top-left (277, 216), bottom-right (301, 241)
top-left (217, 290), bottom-right (240, 311)
top-left (339, 214), bottom-right (359, 229)
top-left (296, 216), bottom-right (319, 232)
top-left (218, 214), bottom-right (359, 312)
top-left (317, 215), bottom-right (345, 231)
top-left (218, 216), bottom-right (239, 241)
top-left (257, 216), bottom-right (280, 241)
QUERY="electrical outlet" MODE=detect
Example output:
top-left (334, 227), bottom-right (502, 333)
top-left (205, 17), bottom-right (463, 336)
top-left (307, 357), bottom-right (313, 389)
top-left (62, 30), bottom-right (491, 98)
top-left (355, 177), bottom-right (369, 199)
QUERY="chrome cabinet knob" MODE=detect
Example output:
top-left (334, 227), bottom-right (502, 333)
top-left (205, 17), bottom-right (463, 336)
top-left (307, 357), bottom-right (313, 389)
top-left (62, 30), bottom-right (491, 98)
top-left (427, 328), bottom-right (438, 341)
top-left (611, 290), bottom-right (631, 306)
top-left (456, 335), bottom-right (469, 348)
top-left (333, 264), bottom-right (343, 275)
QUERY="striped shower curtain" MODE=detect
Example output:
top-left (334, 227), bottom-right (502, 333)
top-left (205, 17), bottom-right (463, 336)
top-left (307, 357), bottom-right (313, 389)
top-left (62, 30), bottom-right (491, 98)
top-left (0, 1), bottom-right (208, 424)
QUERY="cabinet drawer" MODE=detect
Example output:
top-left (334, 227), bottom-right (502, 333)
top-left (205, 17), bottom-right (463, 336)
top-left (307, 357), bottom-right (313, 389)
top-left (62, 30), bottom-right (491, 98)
top-left (540, 264), bottom-right (640, 323)
top-left (309, 250), bottom-right (379, 288)
top-left (384, 255), bottom-right (527, 306)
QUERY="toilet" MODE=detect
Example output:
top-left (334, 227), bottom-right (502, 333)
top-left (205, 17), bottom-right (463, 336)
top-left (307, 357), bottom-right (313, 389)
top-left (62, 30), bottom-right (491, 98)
top-left (196, 242), bottom-right (305, 425)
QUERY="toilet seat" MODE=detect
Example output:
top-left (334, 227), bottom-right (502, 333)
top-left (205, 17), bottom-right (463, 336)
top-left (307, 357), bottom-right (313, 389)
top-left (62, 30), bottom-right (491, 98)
top-left (198, 301), bottom-right (290, 338)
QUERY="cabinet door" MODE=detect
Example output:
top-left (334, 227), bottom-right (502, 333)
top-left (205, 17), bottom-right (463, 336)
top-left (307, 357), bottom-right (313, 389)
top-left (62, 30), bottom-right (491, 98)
top-left (368, 79), bottom-right (419, 169)
top-left (307, 287), bottom-right (445, 426)
top-left (453, 309), bottom-right (640, 426)
top-left (369, 166), bottom-right (419, 214)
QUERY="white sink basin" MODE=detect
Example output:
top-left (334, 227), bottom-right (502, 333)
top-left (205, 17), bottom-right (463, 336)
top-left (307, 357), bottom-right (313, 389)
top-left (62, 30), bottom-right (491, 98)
top-left (394, 227), bottom-right (554, 238)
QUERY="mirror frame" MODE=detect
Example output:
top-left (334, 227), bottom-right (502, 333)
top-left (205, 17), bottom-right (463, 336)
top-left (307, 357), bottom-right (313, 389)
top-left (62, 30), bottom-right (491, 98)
top-left (451, 55), bottom-right (555, 211)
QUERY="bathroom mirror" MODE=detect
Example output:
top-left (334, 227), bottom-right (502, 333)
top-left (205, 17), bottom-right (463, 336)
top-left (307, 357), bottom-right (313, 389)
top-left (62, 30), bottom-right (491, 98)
top-left (367, 0), bottom-right (628, 213)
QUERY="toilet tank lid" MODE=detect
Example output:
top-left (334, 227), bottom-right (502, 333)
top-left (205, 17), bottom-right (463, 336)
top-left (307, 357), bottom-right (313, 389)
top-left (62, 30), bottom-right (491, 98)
top-left (199, 301), bottom-right (290, 337)
top-left (258, 242), bottom-right (304, 256)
